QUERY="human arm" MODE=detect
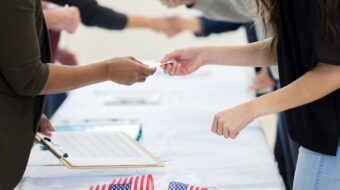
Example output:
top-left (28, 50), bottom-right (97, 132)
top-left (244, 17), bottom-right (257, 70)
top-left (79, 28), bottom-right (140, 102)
top-left (161, 38), bottom-right (276, 76)
top-left (212, 63), bottom-right (340, 139)
top-left (43, 2), bottom-right (80, 33)
top-left (194, 17), bottom-right (243, 37)
top-left (40, 57), bottom-right (156, 95)
top-left (0, 0), bottom-right (155, 97)
top-left (160, 0), bottom-right (253, 23)
top-left (146, 16), bottom-right (243, 38)
top-left (127, 15), bottom-right (176, 34)
top-left (55, 48), bottom-right (78, 66)
top-left (51, 0), bottom-right (128, 30)
top-left (50, 0), bottom-right (179, 35)
top-left (150, 16), bottom-right (241, 38)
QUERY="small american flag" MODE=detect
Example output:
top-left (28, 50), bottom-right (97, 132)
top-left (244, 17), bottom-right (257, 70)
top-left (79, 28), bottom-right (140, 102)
top-left (109, 184), bottom-right (132, 190)
top-left (168, 181), bottom-right (208, 190)
top-left (90, 175), bottom-right (154, 190)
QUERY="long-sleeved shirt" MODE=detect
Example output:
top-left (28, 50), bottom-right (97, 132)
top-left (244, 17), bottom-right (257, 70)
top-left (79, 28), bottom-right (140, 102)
top-left (196, 17), bottom-right (258, 43)
top-left (50, 0), bottom-right (128, 30)
top-left (47, 0), bottom-right (128, 60)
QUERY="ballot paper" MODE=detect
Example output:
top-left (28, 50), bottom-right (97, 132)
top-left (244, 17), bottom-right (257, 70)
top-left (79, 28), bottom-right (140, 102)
top-left (53, 123), bottom-right (142, 141)
top-left (34, 131), bottom-right (163, 169)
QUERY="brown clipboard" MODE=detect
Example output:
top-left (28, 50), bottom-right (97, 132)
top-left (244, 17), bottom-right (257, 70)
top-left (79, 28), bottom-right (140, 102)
top-left (34, 132), bottom-right (164, 169)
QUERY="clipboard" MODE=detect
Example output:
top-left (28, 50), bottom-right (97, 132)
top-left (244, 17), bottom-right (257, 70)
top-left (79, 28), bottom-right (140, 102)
top-left (34, 131), bottom-right (164, 169)
top-left (53, 123), bottom-right (143, 142)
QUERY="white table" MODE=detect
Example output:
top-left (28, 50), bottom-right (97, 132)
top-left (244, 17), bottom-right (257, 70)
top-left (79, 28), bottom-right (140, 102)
top-left (18, 65), bottom-right (284, 190)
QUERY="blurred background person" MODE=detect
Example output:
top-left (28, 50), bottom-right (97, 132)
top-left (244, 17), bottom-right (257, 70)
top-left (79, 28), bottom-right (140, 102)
top-left (42, 0), bottom-right (181, 118)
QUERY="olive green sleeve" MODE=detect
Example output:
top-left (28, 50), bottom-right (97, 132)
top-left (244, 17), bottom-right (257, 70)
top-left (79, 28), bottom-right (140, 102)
top-left (0, 0), bottom-right (49, 97)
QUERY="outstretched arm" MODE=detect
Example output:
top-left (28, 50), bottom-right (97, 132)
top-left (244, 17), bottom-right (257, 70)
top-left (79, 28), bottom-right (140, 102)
top-left (212, 63), bottom-right (340, 139)
top-left (40, 57), bottom-right (156, 95)
top-left (204, 38), bottom-right (276, 67)
top-left (161, 38), bottom-right (276, 76)
top-left (1, 0), bottom-right (156, 97)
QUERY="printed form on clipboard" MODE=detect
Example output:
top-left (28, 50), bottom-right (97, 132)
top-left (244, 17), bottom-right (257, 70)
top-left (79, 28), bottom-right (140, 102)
top-left (34, 131), bottom-right (164, 169)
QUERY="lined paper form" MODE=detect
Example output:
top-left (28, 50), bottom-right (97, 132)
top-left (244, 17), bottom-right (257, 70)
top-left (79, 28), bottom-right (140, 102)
top-left (35, 132), bottom-right (161, 168)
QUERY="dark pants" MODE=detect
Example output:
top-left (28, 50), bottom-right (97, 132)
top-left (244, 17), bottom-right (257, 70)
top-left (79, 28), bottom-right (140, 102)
top-left (274, 111), bottom-right (299, 190)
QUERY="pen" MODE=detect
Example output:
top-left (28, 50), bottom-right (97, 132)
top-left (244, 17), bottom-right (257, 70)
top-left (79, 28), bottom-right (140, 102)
top-left (36, 135), bottom-right (69, 158)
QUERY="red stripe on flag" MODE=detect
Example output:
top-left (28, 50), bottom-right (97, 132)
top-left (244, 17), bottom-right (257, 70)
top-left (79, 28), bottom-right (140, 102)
top-left (146, 175), bottom-right (154, 190)
top-left (117, 178), bottom-right (123, 184)
top-left (146, 176), bottom-right (150, 190)
top-left (140, 175), bottom-right (145, 190)
top-left (134, 176), bottom-right (139, 190)
top-left (123, 177), bottom-right (128, 184)
top-left (90, 175), bottom-right (155, 190)
top-left (128, 177), bottom-right (133, 184)
top-left (112, 179), bottom-right (117, 184)
top-left (149, 175), bottom-right (155, 190)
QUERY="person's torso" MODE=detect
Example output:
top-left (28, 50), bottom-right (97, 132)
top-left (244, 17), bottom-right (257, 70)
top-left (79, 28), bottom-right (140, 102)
top-left (277, 0), bottom-right (340, 155)
top-left (0, 0), bottom-right (51, 131)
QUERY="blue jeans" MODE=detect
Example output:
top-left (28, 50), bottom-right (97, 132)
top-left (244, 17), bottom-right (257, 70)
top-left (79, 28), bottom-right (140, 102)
top-left (293, 145), bottom-right (340, 190)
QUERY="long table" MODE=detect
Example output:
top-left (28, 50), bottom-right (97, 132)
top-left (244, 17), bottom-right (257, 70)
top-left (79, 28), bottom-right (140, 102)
top-left (17, 65), bottom-right (284, 190)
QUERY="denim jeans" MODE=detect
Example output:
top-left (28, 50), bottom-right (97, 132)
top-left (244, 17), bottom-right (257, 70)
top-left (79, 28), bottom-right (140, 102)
top-left (293, 144), bottom-right (340, 190)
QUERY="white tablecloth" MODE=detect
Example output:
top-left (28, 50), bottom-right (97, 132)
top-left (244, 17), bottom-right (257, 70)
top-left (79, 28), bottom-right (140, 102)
top-left (17, 65), bottom-right (284, 190)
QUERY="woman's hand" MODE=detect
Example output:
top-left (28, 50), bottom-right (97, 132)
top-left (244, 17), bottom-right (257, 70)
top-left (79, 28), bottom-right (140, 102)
top-left (56, 6), bottom-right (80, 33)
top-left (56, 48), bottom-right (78, 66)
top-left (149, 16), bottom-right (188, 38)
top-left (44, 6), bottom-right (81, 33)
top-left (211, 102), bottom-right (258, 139)
top-left (249, 69), bottom-right (276, 92)
top-left (161, 48), bottom-right (206, 76)
top-left (106, 57), bottom-right (156, 86)
top-left (39, 114), bottom-right (55, 136)
top-left (161, 16), bottom-right (202, 38)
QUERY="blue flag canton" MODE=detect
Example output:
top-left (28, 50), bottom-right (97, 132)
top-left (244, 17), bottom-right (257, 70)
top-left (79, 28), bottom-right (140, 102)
top-left (168, 181), bottom-right (189, 190)
top-left (109, 184), bottom-right (132, 190)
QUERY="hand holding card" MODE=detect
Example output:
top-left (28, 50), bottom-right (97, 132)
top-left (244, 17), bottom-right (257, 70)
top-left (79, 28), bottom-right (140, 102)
top-left (148, 61), bottom-right (177, 68)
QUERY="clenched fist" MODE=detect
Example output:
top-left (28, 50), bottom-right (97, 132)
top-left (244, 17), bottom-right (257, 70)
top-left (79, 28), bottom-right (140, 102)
top-left (106, 57), bottom-right (156, 86)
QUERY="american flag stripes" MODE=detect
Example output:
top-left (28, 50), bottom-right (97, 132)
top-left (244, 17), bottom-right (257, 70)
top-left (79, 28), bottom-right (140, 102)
top-left (168, 181), bottom-right (208, 190)
top-left (89, 175), bottom-right (154, 190)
